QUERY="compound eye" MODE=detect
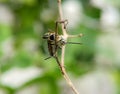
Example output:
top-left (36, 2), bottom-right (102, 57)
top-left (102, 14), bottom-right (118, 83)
top-left (49, 34), bottom-right (55, 40)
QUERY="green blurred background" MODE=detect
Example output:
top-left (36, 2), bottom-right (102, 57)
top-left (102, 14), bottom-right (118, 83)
top-left (0, 0), bottom-right (120, 94)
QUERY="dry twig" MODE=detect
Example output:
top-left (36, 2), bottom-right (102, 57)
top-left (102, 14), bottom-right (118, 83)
top-left (54, 0), bottom-right (82, 94)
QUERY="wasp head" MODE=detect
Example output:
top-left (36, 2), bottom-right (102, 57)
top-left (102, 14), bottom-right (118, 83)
top-left (43, 32), bottom-right (55, 41)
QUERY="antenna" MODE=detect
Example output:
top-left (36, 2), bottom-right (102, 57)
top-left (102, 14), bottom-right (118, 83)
top-left (67, 42), bottom-right (82, 45)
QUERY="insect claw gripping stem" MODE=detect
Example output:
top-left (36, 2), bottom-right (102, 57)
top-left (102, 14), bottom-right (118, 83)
top-left (55, 19), bottom-right (68, 29)
top-left (63, 20), bottom-right (68, 29)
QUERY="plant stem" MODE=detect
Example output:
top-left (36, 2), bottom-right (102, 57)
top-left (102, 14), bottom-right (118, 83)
top-left (56, 0), bottom-right (80, 94)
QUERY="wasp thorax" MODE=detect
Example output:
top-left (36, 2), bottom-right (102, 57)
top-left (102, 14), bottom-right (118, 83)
top-left (57, 35), bottom-right (67, 48)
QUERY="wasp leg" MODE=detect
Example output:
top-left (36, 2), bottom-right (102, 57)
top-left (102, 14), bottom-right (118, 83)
top-left (63, 19), bottom-right (68, 29)
top-left (55, 19), bottom-right (68, 29)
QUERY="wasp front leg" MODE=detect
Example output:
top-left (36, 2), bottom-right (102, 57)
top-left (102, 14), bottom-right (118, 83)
top-left (55, 19), bottom-right (68, 30)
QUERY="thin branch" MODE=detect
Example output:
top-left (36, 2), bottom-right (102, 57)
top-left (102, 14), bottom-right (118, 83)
top-left (54, 56), bottom-right (80, 94)
top-left (56, 0), bottom-right (80, 94)
top-left (57, 0), bottom-right (67, 36)
top-left (61, 45), bottom-right (65, 66)
top-left (68, 33), bottom-right (83, 38)
top-left (57, 0), bottom-right (68, 67)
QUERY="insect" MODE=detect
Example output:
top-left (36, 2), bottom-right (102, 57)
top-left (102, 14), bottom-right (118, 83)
top-left (43, 20), bottom-right (82, 60)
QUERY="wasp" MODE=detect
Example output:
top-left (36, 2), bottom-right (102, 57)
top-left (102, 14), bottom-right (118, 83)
top-left (43, 20), bottom-right (82, 60)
